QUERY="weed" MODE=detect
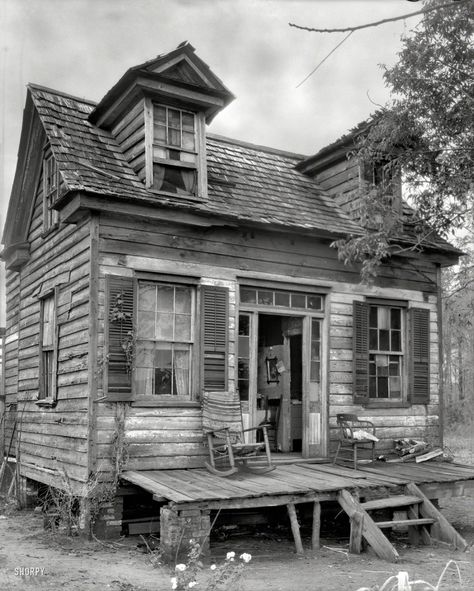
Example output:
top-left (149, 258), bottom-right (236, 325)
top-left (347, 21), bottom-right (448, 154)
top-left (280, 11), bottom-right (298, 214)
top-left (355, 560), bottom-right (462, 591)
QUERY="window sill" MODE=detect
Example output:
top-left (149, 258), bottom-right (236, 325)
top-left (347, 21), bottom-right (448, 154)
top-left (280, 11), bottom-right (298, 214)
top-left (131, 398), bottom-right (200, 408)
top-left (148, 189), bottom-right (205, 203)
top-left (363, 400), bottom-right (410, 409)
top-left (35, 398), bottom-right (57, 408)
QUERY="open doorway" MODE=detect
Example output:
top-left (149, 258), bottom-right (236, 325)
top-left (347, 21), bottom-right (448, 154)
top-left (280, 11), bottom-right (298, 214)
top-left (255, 314), bottom-right (303, 453)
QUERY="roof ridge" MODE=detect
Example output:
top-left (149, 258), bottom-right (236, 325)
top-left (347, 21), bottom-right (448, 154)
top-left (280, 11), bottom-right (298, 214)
top-left (28, 83), bottom-right (98, 106)
top-left (207, 132), bottom-right (307, 160)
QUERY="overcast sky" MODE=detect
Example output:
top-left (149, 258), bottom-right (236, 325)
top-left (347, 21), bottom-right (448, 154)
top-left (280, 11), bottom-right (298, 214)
top-left (0, 0), bottom-right (421, 229)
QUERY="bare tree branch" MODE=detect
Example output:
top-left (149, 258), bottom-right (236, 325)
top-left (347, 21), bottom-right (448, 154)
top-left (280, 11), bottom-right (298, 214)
top-left (289, 0), bottom-right (469, 34)
top-left (296, 31), bottom-right (353, 88)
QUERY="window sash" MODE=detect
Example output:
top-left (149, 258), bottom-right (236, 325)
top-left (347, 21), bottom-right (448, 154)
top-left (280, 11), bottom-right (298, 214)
top-left (39, 292), bottom-right (57, 400)
top-left (151, 104), bottom-right (198, 197)
top-left (135, 282), bottom-right (195, 397)
top-left (367, 304), bottom-right (405, 400)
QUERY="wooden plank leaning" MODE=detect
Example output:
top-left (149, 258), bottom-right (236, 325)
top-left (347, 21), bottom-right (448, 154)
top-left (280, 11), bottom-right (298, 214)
top-left (406, 483), bottom-right (468, 550)
top-left (338, 489), bottom-right (399, 563)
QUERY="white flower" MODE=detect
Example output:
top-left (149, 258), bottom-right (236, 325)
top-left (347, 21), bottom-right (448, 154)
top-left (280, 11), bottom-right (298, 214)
top-left (240, 553), bottom-right (252, 563)
top-left (226, 551), bottom-right (235, 561)
top-left (210, 564), bottom-right (217, 571)
top-left (175, 563), bottom-right (187, 571)
top-left (170, 577), bottom-right (177, 590)
top-left (188, 583), bottom-right (197, 588)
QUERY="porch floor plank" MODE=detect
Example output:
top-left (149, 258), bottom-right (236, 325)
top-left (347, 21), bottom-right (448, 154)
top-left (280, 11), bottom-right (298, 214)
top-left (121, 461), bottom-right (474, 507)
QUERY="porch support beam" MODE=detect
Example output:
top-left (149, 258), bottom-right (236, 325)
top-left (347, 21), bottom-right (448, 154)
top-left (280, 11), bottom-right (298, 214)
top-left (287, 502), bottom-right (304, 555)
top-left (312, 500), bottom-right (321, 551)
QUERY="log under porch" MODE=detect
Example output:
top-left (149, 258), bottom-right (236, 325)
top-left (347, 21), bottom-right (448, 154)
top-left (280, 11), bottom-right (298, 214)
top-left (120, 461), bottom-right (474, 562)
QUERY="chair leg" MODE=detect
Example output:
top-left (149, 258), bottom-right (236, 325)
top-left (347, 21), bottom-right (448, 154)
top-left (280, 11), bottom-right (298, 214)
top-left (353, 444), bottom-right (358, 470)
top-left (261, 426), bottom-right (273, 468)
top-left (333, 441), bottom-right (341, 465)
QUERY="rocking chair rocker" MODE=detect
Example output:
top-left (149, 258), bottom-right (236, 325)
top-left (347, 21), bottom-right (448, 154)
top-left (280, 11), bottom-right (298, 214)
top-left (202, 391), bottom-right (275, 477)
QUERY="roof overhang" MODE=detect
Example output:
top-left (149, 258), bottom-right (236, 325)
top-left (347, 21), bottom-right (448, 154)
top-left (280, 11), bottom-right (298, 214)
top-left (89, 43), bottom-right (235, 129)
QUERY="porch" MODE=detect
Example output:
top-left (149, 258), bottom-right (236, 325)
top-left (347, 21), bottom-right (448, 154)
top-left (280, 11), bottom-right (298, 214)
top-left (121, 460), bottom-right (474, 562)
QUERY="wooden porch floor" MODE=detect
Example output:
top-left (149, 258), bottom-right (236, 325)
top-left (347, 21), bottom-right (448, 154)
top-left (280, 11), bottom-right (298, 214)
top-left (121, 460), bottom-right (474, 509)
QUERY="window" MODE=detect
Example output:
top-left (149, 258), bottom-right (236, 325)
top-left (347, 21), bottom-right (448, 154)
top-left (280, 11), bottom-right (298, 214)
top-left (368, 305), bottom-right (403, 400)
top-left (353, 301), bottom-right (430, 406)
top-left (43, 148), bottom-right (60, 232)
top-left (39, 292), bottom-right (57, 401)
top-left (151, 105), bottom-right (197, 197)
top-left (361, 159), bottom-right (394, 193)
top-left (238, 314), bottom-right (251, 401)
top-left (135, 282), bottom-right (195, 397)
top-left (310, 319), bottom-right (321, 383)
top-left (240, 287), bottom-right (324, 311)
top-left (105, 276), bottom-right (229, 401)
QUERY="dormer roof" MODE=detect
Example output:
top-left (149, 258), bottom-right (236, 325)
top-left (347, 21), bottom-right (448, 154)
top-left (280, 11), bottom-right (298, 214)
top-left (89, 42), bottom-right (235, 129)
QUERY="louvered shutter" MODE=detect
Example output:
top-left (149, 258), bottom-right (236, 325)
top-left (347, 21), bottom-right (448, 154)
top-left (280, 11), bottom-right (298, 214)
top-left (353, 300), bottom-right (370, 404)
top-left (106, 276), bottom-right (134, 401)
top-left (409, 307), bottom-right (430, 404)
top-left (201, 286), bottom-right (228, 391)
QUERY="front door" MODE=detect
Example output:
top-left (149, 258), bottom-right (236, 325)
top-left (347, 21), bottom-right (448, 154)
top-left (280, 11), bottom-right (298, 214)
top-left (237, 311), bottom-right (326, 457)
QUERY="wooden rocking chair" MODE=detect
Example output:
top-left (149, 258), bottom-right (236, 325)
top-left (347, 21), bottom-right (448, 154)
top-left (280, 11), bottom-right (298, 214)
top-left (202, 391), bottom-right (275, 477)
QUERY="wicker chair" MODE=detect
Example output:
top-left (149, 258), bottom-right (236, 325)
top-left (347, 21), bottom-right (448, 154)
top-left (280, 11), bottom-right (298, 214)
top-left (333, 413), bottom-right (377, 469)
top-left (202, 391), bottom-right (274, 477)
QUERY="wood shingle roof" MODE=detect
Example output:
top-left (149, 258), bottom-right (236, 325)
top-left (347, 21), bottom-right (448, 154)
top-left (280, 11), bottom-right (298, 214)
top-left (28, 84), bottom-right (360, 237)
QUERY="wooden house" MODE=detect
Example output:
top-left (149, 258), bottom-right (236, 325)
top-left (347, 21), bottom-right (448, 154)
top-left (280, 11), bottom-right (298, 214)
top-left (2, 43), bottom-right (472, 559)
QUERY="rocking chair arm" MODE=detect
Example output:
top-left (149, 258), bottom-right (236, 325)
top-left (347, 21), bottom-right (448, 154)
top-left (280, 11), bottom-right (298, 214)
top-left (206, 426), bottom-right (232, 436)
top-left (241, 425), bottom-right (268, 434)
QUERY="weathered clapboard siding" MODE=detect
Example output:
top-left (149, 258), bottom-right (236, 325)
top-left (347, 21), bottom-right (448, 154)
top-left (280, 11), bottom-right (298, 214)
top-left (4, 270), bottom-right (20, 454)
top-left (95, 403), bottom-right (208, 471)
top-left (99, 214), bottom-right (439, 293)
top-left (7, 173), bottom-right (93, 491)
top-left (328, 288), bottom-right (441, 452)
top-left (91, 211), bottom-right (443, 473)
top-left (312, 158), bottom-right (362, 219)
top-left (111, 99), bottom-right (146, 180)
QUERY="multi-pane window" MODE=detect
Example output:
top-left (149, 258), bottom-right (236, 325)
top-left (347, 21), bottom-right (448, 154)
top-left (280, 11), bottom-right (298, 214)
top-left (240, 287), bottom-right (323, 311)
top-left (310, 319), bottom-right (321, 383)
top-left (152, 105), bottom-right (197, 197)
top-left (43, 149), bottom-right (60, 232)
top-left (237, 314), bottom-right (251, 401)
top-left (135, 282), bottom-right (194, 397)
top-left (40, 294), bottom-right (56, 400)
top-left (368, 305), bottom-right (403, 399)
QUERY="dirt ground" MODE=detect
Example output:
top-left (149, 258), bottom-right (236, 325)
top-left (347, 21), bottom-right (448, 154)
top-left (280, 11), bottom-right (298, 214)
top-left (1, 434), bottom-right (473, 591)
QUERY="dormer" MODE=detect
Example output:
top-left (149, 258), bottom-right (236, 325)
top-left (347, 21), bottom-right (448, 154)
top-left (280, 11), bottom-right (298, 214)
top-left (296, 123), bottom-right (402, 224)
top-left (89, 42), bottom-right (234, 201)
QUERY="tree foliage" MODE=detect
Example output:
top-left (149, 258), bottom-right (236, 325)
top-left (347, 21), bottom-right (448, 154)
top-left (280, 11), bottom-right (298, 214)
top-left (334, 0), bottom-right (474, 280)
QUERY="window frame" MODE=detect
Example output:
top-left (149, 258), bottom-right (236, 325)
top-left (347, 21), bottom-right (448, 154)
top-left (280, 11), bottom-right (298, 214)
top-left (134, 278), bottom-right (199, 400)
top-left (38, 289), bottom-right (58, 405)
top-left (146, 100), bottom-right (206, 200)
top-left (367, 302), bottom-right (406, 402)
top-left (42, 146), bottom-right (60, 234)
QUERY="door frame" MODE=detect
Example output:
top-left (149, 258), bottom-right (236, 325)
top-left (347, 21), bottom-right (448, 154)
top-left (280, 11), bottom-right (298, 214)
top-left (237, 305), bottom-right (328, 458)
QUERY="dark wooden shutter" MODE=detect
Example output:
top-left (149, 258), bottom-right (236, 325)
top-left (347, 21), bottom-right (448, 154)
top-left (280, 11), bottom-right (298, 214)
top-left (409, 307), bottom-right (430, 404)
top-left (106, 276), bottom-right (134, 401)
top-left (353, 300), bottom-right (370, 404)
top-left (202, 285), bottom-right (228, 391)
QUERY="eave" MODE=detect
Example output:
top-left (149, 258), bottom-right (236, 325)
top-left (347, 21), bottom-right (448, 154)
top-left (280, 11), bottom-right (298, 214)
top-left (1, 242), bottom-right (31, 271)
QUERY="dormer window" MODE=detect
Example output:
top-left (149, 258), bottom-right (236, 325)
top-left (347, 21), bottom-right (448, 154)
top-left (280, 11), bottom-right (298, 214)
top-left (43, 147), bottom-right (60, 233)
top-left (151, 104), bottom-right (199, 197)
top-left (361, 159), bottom-right (394, 194)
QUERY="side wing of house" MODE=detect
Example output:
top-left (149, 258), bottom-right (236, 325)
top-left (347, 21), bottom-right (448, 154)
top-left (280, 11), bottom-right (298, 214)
top-left (1, 95), bottom-right (94, 494)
